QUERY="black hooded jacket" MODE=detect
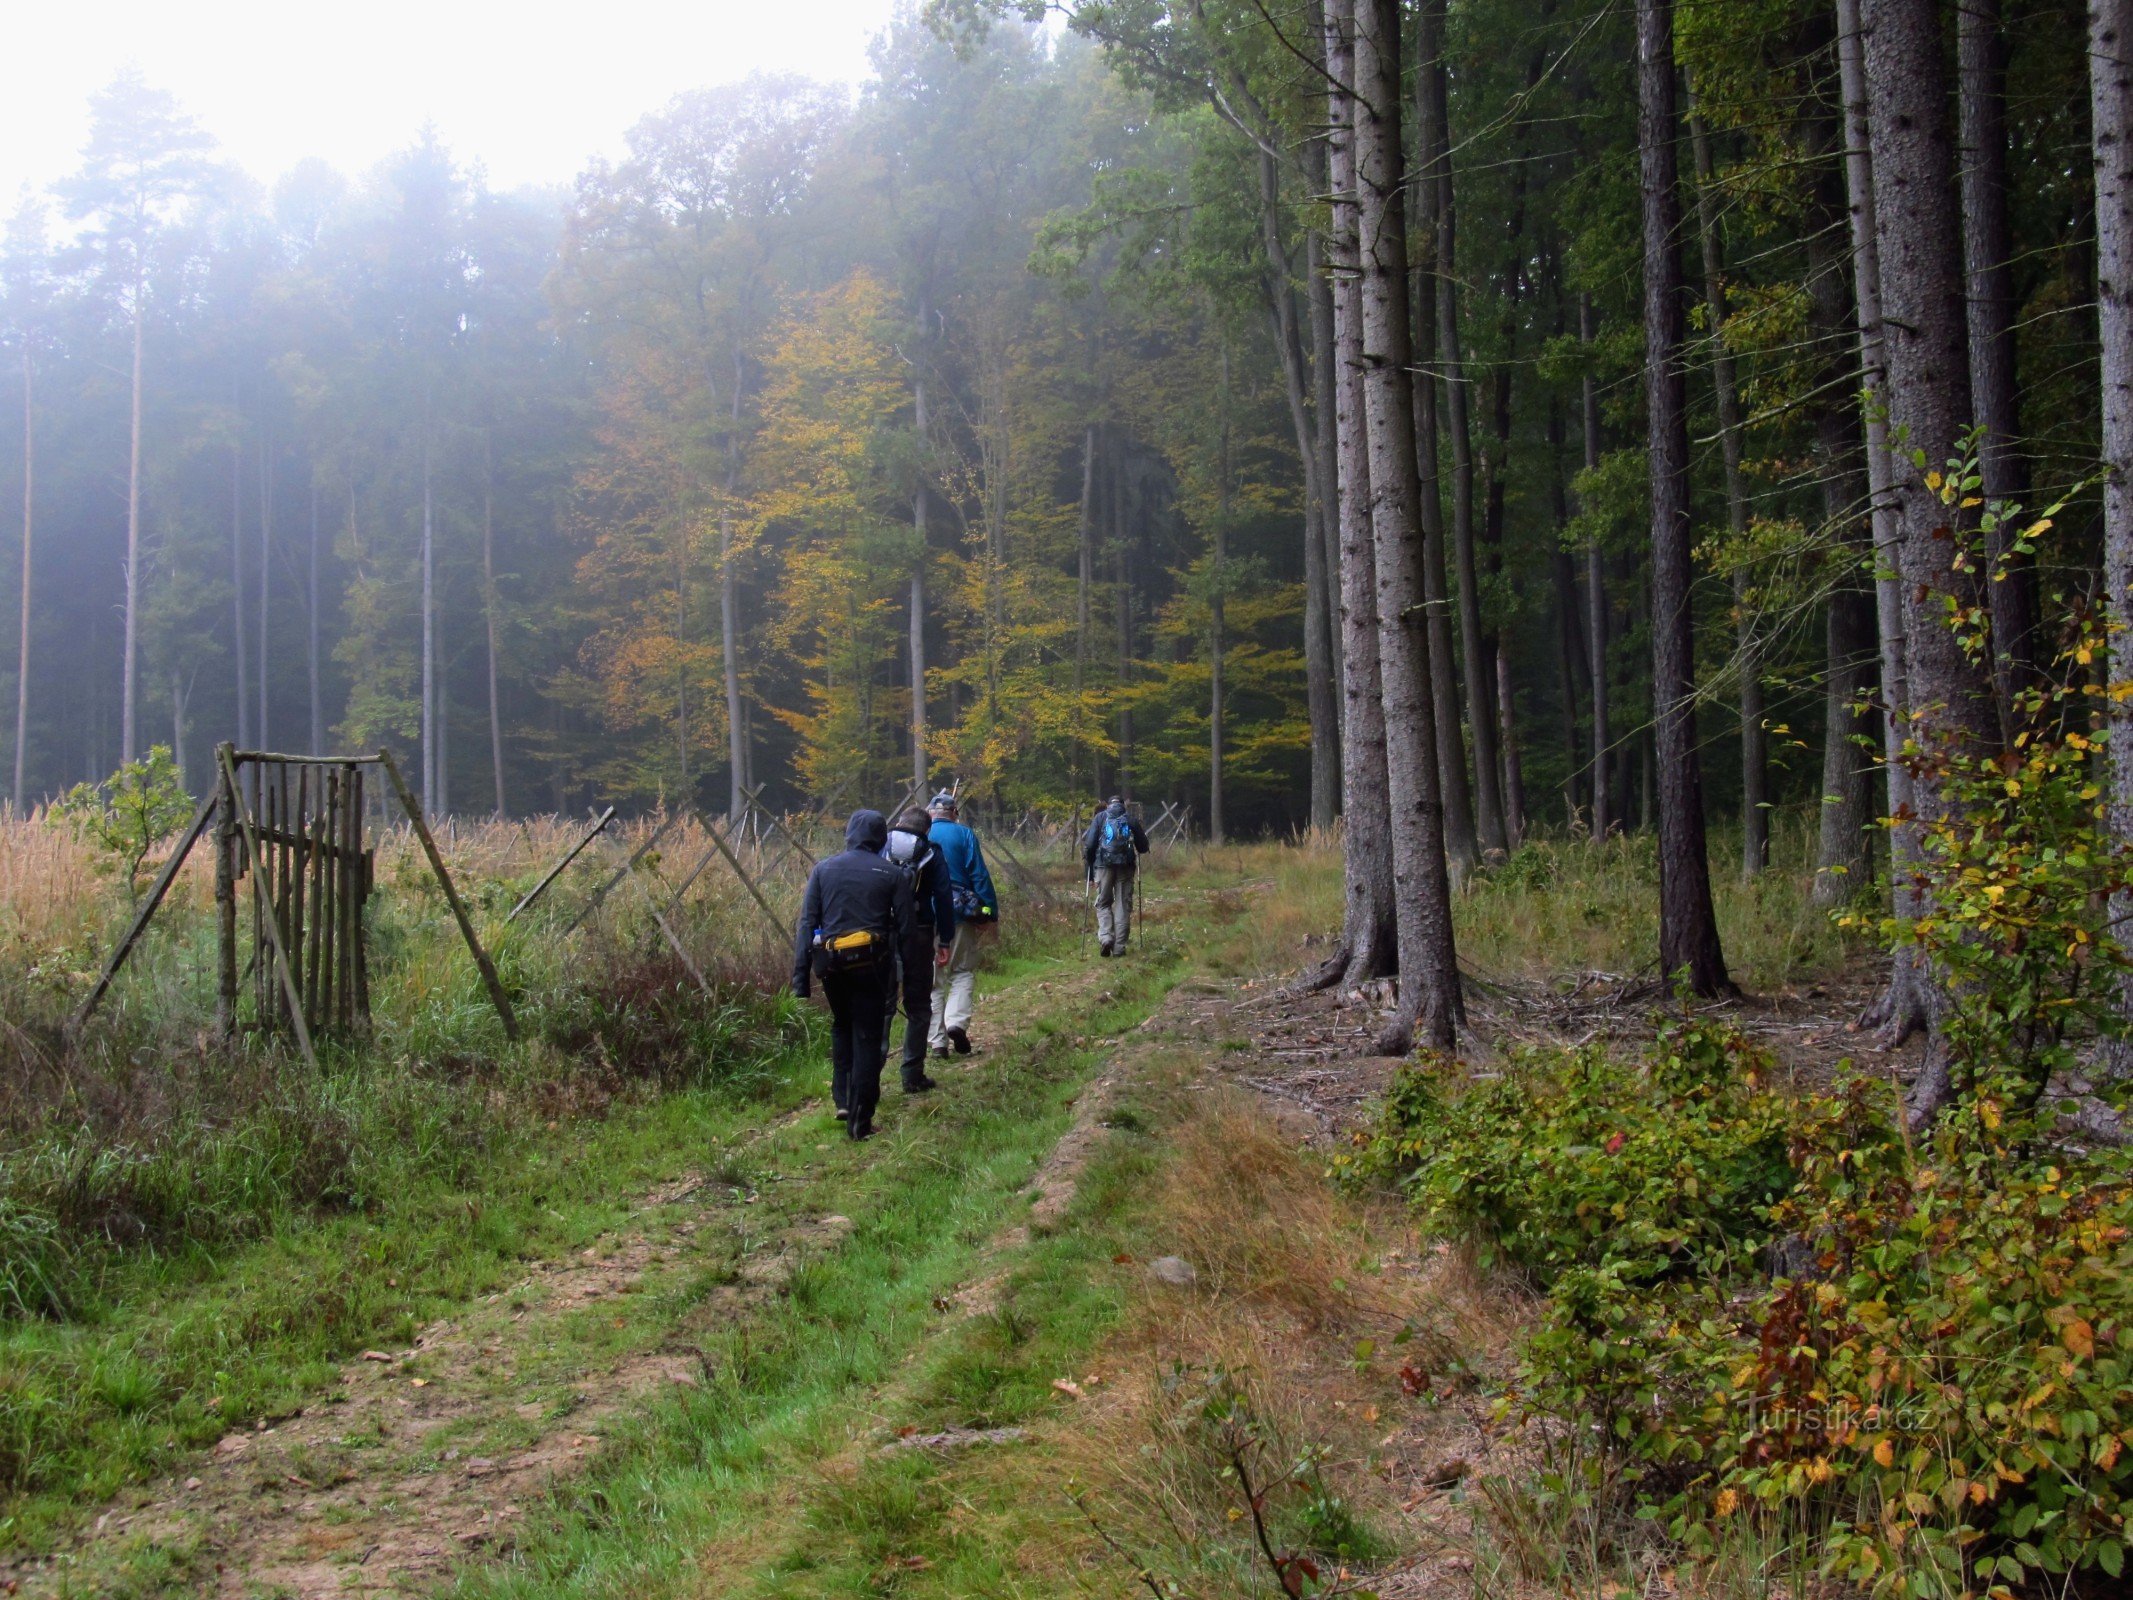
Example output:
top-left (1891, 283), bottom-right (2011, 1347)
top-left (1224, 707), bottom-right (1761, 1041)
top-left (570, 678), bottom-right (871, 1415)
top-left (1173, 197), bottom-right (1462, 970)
top-left (791, 810), bottom-right (913, 996)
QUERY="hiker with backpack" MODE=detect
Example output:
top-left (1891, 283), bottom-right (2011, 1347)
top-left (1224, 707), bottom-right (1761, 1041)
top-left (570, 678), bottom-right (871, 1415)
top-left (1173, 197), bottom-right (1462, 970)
top-left (880, 807), bottom-right (954, 1094)
top-left (1081, 795), bottom-right (1149, 957)
top-left (923, 791), bottom-right (999, 1058)
top-left (791, 810), bottom-right (913, 1141)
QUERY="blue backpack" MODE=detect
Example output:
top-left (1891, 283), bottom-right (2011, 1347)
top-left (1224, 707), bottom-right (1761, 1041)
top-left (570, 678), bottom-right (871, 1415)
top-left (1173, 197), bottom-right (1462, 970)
top-left (1097, 813), bottom-right (1137, 867)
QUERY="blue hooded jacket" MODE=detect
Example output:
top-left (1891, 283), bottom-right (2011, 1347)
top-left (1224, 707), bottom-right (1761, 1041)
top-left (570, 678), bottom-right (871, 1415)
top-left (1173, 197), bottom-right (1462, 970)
top-left (927, 816), bottom-right (998, 921)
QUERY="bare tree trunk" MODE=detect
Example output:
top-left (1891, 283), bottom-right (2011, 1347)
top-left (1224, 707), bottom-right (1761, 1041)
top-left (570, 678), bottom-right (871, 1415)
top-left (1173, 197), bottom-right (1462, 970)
top-left (1075, 422), bottom-right (1095, 798)
top-left (1307, 207), bottom-right (1345, 728)
top-left (1355, 0), bottom-right (1462, 1049)
top-left (482, 434), bottom-right (504, 816)
top-left (1962, 0), bottom-right (2038, 717)
top-left (1260, 149), bottom-right (1341, 834)
top-left (1581, 297), bottom-right (1612, 841)
top-left (1310, 0), bottom-right (1398, 991)
top-left (722, 350), bottom-right (749, 820)
top-left (1686, 99), bottom-right (1767, 878)
top-left (1426, 9), bottom-right (1507, 861)
top-left (421, 389), bottom-right (435, 815)
top-left (1548, 395), bottom-right (1588, 827)
top-left (13, 346), bottom-right (30, 811)
top-left (910, 309), bottom-right (931, 800)
top-left (1211, 341), bottom-right (1230, 846)
top-left (2093, 0), bottom-right (2133, 1046)
top-left (1866, 0), bottom-right (2003, 1123)
top-left (257, 428), bottom-right (270, 752)
top-left (1639, 0), bottom-right (1732, 997)
top-left (1413, 3), bottom-right (1480, 881)
top-left (232, 440), bottom-right (249, 752)
top-left (309, 472), bottom-right (323, 756)
top-left (121, 262), bottom-right (143, 765)
top-left (1838, 0), bottom-right (1927, 1041)
top-left (1496, 650), bottom-right (1525, 850)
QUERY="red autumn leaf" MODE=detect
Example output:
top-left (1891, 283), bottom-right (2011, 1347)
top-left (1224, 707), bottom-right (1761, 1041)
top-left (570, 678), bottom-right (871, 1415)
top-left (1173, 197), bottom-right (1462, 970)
top-left (1398, 1364), bottom-right (1429, 1396)
top-left (1605, 1132), bottom-right (1626, 1154)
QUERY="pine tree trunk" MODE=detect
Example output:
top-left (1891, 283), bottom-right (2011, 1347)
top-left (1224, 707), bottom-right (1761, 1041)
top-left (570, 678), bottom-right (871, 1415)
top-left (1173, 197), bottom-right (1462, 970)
top-left (1639, 0), bottom-right (1732, 997)
top-left (2092, 0), bottom-right (2133, 1047)
top-left (1075, 421), bottom-right (1095, 798)
top-left (1866, 0), bottom-right (2004, 1122)
top-left (1962, 0), bottom-right (2039, 717)
top-left (257, 429), bottom-right (270, 752)
top-left (1211, 341), bottom-right (1230, 846)
top-left (1547, 393), bottom-right (1588, 827)
top-left (232, 440), bottom-right (249, 752)
top-left (1687, 100), bottom-right (1767, 878)
top-left (1354, 0), bottom-right (1462, 1049)
top-left (482, 435), bottom-right (505, 816)
top-left (722, 350), bottom-right (749, 821)
top-left (1413, 2), bottom-right (1480, 881)
top-left (13, 345), bottom-right (31, 811)
top-left (1306, 207), bottom-right (1346, 726)
top-left (121, 263), bottom-right (143, 765)
top-left (309, 472), bottom-right (323, 757)
top-left (1837, 0), bottom-right (1928, 1041)
top-left (1426, 8), bottom-right (1508, 860)
top-left (1310, 0), bottom-right (1398, 992)
top-left (421, 390), bottom-right (436, 815)
top-left (1260, 149), bottom-right (1341, 834)
top-left (910, 323), bottom-right (930, 800)
top-left (1581, 296), bottom-right (1612, 841)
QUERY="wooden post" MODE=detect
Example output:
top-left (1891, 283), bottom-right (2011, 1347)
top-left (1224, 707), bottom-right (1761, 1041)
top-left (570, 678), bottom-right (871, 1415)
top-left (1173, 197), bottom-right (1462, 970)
top-left (564, 812), bottom-right (682, 935)
top-left (694, 809), bottom-right (790, 944)
top-left (219, 746), bottom-right (317, 1070)
top-left (508, 805), bottom-right (615, 924)
top-left (70, 789), bottom-right (218, 1033)
top-left (378, 749), bottom-right (519, 1040)
top-left (741, 784), bottom-right (817, 869)
top-left (216, 750), bottom-right (238, 1040)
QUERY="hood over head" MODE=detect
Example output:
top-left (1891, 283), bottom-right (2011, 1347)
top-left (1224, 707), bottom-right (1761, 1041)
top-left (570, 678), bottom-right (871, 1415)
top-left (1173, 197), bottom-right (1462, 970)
top-left (845, 808), bottom-right (889, 851)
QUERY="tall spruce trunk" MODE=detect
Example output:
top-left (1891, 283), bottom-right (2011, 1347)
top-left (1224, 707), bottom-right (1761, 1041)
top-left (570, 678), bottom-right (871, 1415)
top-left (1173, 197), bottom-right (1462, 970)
top-left (1581, 296), bottom-right (1613, 840)
top-left (13, 345), bottom-right (30, 811)
top-left (1312, 0), bottom-right (1398, 990)
top-left (1838, 0), bottom-right (1929, 1040)
top-left (1354, 0), bottom-right (1462, 1049)
top-left (1211, 341), bottom-right (1230, 846)
top-left (1306, 194), bottom-right (1346, 725)
top-left (420, 391), bottom-right (436, 815)
top-left (1075, 422), bottom-right (1095, 798)
top-left (1414, 0), bottom-right (1481, 880)
top-left (121, 258), bottom-right (143, 764)
top-left (309, 473), bottom-right (323, 756)
top-left (1687, 101), bottom-right (1767, 877)
top-left (1260, 148), bottom-right (1341, 832)
top-left (257, 430), bottom-right (270, 751)
top-left (1962, 0), bottom-right (2038, 717)
top-left (910, 310), bottom-right (931, 801)
top-left (2092, 0), bottom-right (2133, 1047)
top-left (1638, 0), bottom-right (1732, 996)
top-left (1865, 0), bottom-right (2005, 1123)
top-left (482, 435), bottom-right (504, 815)
top-left (1426, 6), bottom-right (1509, 859)
top-left (722, 351), bottom-right (749, 820)
top-left (232, 440), bottom-right (249, 752)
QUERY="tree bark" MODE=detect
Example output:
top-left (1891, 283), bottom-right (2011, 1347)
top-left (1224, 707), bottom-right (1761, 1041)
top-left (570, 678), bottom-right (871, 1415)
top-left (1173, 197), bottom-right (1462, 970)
top-left (309, 472), bottom-right (323, 757)
top-left (1837, 0), bottom-right (1928, 1041)
top-left (1426, 8), bottom-right (1508, 860)
top-left (1413, 0), bottom-right (1480, 881)
top-left (1686, 99), bottom-right (1767, 878)
top-left (482, 435), bottom-right (505, 815)
top-left (1639, 0), bottom-right (1732, 997)
top-left (1310, 0), bottom-right (1398, 992)
top-left (911, 308), bottom-right (931, 801)
top-left (13, 344), bottom-right (30, 811)
top-left (121, 257), bottom-right (143, 765)
top-left (1354, 0), bottom-right (1462, 1049)
top-left (723, 348), bottom-right (749, 820)
top-left (2092, 0), bottom-right (2133, 1047)
top-left (1306, 205), bottom-right (1345, 728)
top-left (1580, 296), bottom-right (1612, 841)
top-left (257, 428), bottom-right (270, 752)
top-left (1259, 148), bottom-right (1341, 833)
top-left (1211, 340), bottom-right (1230, 846)
top-left (1961, 0), bottom-right (2039, 718)
top-left (421, 389), bottom-right (436, 815)
top-left (232, 439), bottom-right (249, 752)
top-left (1075, 421), bottom-right (1095, 798)
top-left (1865, 0), bottom-right (2004, 1122)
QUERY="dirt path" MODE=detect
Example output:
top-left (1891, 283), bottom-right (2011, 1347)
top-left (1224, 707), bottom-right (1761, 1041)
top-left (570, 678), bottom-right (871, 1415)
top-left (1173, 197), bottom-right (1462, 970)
top-left (12, 932), bottom-right (1131, 1599)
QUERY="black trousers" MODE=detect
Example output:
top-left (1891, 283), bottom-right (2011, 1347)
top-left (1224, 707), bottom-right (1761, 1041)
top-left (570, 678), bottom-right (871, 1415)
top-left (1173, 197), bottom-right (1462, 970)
top-left (824, 963), bottom-right (896, 1128)
top-left (889, 926), bottom-right (938, 1083)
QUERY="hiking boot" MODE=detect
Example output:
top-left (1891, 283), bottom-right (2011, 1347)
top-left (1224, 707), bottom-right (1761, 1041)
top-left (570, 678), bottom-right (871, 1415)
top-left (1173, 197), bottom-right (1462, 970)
top-left (931, 1044), bottom-right (951, 1060)
top-left (847, 1118), bottom-right (875, 1141)
top-left (903, 1072), bottom-right (939, 1093)
top-left (1098, 941), bottom-right (1114, 958)
top-left (946, 1027), bottom-right (972, 1056)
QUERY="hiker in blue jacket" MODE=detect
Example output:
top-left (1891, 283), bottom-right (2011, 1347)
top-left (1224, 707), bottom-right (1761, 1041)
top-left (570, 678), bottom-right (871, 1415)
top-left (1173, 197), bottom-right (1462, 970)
top-left (879, 807), bottom-right (954, 1093)
top-left (923, 791), bottom-right (999, 1057)
top-left (1081, 795), bottom-right (1149, 956)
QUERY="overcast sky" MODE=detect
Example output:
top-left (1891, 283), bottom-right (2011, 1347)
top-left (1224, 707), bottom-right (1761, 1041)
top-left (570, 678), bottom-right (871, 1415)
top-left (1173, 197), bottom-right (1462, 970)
top-left (2, 0), bottom-right (903, 203)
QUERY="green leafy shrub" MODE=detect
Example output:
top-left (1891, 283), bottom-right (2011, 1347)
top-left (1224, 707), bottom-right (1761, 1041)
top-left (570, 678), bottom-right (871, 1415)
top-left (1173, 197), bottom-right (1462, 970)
top-left (47, 746), bottom-right (196, 899)
top-left (1343, 1017), bottom-right (1794, 1285)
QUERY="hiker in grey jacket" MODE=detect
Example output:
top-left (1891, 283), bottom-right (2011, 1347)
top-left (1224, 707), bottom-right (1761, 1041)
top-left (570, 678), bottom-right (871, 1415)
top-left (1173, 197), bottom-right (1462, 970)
top-left (1080, 796), bottom-right (1149, 956)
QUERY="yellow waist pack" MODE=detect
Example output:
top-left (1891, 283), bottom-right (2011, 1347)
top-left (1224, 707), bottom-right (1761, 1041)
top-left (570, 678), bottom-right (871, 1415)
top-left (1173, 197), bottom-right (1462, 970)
top-left (814, 928), bottom-right (886, 975)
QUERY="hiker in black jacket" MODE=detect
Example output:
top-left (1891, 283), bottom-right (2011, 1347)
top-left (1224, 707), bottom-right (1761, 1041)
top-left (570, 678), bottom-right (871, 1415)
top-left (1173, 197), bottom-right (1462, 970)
top-left (880, 807), bottom-right (955, 1093)
top-left (1081, 795), bottom-right (1149, 956)
top-left (791, 809), bottom-right (913, 1140)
